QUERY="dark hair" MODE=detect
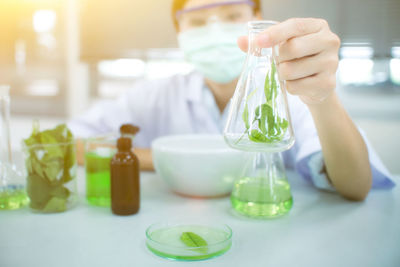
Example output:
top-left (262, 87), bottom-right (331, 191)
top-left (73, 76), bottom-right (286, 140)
top-left (171, 0), bottom-right (261, 29)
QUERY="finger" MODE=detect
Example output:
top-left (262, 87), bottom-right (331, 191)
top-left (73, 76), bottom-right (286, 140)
top-left (237, 35), bottom-right (248, 52)
top-left (256, 18), bottom-right (327, 48)
top-left (278, 30), bottom-right (340, 63)
top-left (285, 72), bottom-right (336, 97)
top-left (278, 52), bottom-right (338, 81)
top-left (278, 31), bottom-right (325, 63)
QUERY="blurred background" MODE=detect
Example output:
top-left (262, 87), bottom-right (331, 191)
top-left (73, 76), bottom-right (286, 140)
top-left (1, 0), bottom-right (399, 174)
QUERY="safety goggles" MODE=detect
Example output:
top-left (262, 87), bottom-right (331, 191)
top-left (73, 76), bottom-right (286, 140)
top-left (176, 0), bottom-right (254, 18)
top-left (176, 0), bottom-right (255, 28)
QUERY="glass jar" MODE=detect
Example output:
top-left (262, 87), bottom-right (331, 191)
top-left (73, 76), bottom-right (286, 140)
top-left (23, 141), bottom-right (78, 213)
top-left (0, 85), bottom-right (28, 210)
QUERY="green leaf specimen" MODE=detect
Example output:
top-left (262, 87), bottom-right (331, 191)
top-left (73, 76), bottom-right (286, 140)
top-left (241, 61), bottom-right (288, 143)
top-left (180, 232), bottom-right (208, 254)
top-left (23, 123), bottom-right (76, 212)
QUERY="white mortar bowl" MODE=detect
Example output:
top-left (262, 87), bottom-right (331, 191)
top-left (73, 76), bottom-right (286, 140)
top-left (152, 135), bottom-right (251, 198)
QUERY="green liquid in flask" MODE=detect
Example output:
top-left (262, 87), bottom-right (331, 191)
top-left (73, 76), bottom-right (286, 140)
top-left (0, 185), bottom-right (29, 210)
top-left (85, 151), bottom-right (114, 206)
top-left (231, 177), bottom-right (293, 218)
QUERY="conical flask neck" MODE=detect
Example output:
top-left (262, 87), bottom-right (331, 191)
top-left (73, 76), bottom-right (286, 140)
top-left (247, 21), bottom-right (276, 57)
top-left (251, 152), bottom-right (285, 181)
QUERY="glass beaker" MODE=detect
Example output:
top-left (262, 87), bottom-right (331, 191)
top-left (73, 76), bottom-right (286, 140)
top-left (230, 152), bottom-right (293, 218)
top-left (23, 123), bottom-right (78, 213)
top-left (0, 85), bottom-right (28, 210)
top-left (224, 21), bottom-right (295, 152)
top-left (85, 137), bottom-right (116, 206)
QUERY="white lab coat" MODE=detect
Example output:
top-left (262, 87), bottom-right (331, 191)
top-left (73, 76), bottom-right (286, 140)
top-left (69, 72), bottom-right (395, 190)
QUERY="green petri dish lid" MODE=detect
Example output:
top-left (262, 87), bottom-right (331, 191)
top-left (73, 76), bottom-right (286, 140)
top-left (146, 222), bottom-right (232, 261)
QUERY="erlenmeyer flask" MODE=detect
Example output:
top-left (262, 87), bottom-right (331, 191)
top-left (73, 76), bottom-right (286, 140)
top-left (231, 152), bottom-right (293, 218)
top-left (224, 21), bottom-right (295, 152)
top-left (0, 85), bottom-right (28, 210)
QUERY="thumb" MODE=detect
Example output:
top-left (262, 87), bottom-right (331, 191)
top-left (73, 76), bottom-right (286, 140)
top-left (237, 36), bottom-right (248, 52)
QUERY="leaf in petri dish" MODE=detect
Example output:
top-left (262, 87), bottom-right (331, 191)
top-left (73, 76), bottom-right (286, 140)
top-left (180, 232), bottom-right (208, 254)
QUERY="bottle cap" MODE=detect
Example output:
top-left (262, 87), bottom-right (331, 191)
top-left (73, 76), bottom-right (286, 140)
top-left (120, 124), bottom-right (140, 135)
top-left (117, 137), bottom-right (132, 151)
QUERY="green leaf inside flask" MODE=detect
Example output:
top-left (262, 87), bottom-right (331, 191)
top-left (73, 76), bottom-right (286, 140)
top-left (239, 60), bottom-right (289, 144)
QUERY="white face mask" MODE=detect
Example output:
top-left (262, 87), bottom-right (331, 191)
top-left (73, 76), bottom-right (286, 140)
top-left (178, 22), bottom-right (247, 84)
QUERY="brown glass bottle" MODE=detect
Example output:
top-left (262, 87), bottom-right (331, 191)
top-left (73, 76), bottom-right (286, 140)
top-left (110, 137), bottom-right (140, 215)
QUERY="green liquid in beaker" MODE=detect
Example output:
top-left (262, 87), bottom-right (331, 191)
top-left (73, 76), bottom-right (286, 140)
top-left (0, 185), bottom-right (29, 210)
top-left (231, 177), bottom-right (293, 218)
top-left (85, 151), bottom-right (114, 206)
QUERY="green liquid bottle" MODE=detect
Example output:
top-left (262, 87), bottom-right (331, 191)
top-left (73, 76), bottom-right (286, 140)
top-left (85, 148), bottom-right (115, 206)
top-left (231, 152), bottom-right (293, 218)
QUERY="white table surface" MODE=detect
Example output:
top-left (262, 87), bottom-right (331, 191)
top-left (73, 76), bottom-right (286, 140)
top-left (1, 169), bottom-right (399, 267)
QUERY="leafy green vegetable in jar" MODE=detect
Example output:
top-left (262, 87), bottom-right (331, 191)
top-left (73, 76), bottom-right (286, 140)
top-left (23, 123), bottom-right (76, 212)
top-left (240, 61), bottom-right (289, 143)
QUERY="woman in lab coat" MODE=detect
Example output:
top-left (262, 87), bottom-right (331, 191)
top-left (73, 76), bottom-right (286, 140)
top-left (69, 0), bottom-right (395, 200)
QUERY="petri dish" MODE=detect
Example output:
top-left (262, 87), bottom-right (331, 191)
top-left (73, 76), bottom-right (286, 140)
top-left (146, 222), bottom-right (232, 261)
